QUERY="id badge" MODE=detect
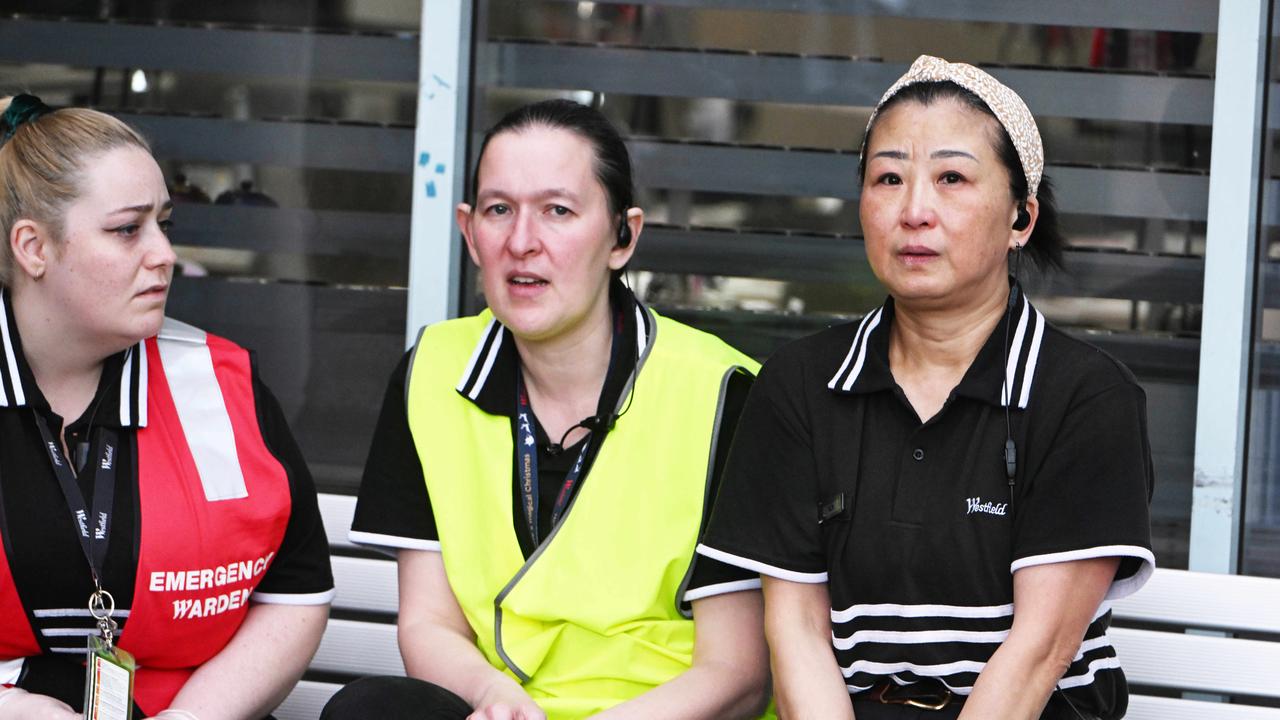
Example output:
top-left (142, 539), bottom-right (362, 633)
top-left (83, 636), bottom-right (134, 720)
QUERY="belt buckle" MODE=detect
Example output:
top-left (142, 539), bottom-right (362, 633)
top-left (876, 682), bottom-right (952, 711)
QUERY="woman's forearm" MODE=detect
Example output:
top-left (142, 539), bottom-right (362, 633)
top-left (591, 591), bottom-right (769, 720)
top-left (956, 635), bottom-right (1070, 720)
top-left (958, 557), bottom-right (1121, 720)
top-left (399, 615), bottom-right (527, 709)
top-left (590, 661), bottom-right (766, 720)
top-left (396, 549), bottom-right (541, 715)
top-left (154, 602), bottom-right (327, 720)
top-left (762, 578), bottom-right (852, 720)
top-left (770, 634), bottom-right (852, 720)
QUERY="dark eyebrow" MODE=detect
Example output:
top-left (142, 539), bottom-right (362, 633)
top-left (871, 150), bottom-right (908, 160)
top-left (931, 149), bottom-right (978, 161)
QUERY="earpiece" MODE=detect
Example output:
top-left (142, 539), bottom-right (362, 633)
top-left (616, 218), bottom-right (632, 248)
top-left (1012, 204), bottom-right (1031, 232)
top-left (1002, 242), bottom-right (1025, 510)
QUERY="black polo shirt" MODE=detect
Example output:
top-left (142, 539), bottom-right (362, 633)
top-left (352, 281), bottom-right (759, 605)
top-left (699, 289), bottom-right (1154, 719)
top-left (0, 288), bottom-right (334, 706)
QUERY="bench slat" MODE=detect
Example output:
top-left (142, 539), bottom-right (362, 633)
top-left (274, 680), bottom-right (342, 720)
top-left (320, 493), bottom-right (357, 551)
top-left (1127, 694), bottom-right (1280, 720)
top-left (1112, 627), bottom-right (1280, 699)
top-left (332, 555), bottom-right (398, 614)
top-left (311, 618), bottom-right (404, 677)
top-left (1113, 569), bottom-right (1280, 634)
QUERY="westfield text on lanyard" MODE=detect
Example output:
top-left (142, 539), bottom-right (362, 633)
top-left (34, 412), bottom-right (120, 642)
top-left (34, 410), bottom-right (136, 720)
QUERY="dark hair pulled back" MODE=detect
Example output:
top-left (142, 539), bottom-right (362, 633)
top-left (859, 81), bottom-right (1065, 271)
top-left (471, 99), bottom-right (634, 220)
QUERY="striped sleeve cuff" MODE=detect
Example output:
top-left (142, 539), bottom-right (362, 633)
top-left (696, 543), bottom-right (828, 584)
top-left (349, 530), bottom-right (441, 556)
top-left (250, 588), bottom-right (337, 605)
top-left (683, 578), bottom-right (762, 603)
top-left (1011, 544), bottom-right (1155, 600)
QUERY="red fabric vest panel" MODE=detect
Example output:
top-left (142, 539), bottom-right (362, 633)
top-left (122, 334), bottom-right (291, 714)
top-left (0, 543), bottom-right (40, 658)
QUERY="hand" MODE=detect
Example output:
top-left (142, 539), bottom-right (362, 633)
top-left (147, 710), bottom-right (202, 720)
top-left (467, 703), bottom-right (546, 720)
top-left (0, 688), bottom-right (80, 720)
top-left (467, 678), bottom-right (546, 720)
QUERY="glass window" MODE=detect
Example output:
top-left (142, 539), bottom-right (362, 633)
top-left (467, 1), bottom-right (1216, 568)
top-left (1245, 0), bottom-right (1280, 578)
top-left (0, 1), bottom-right (420, 493)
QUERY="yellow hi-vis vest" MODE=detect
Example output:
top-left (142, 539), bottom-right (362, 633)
top-left (406, 308), bottom-right (759, 719)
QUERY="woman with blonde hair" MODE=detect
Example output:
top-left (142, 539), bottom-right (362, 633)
top-left (0, 95), bottom-right (333, 720)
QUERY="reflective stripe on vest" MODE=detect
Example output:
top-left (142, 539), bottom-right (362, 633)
top-left (154, 322), bottom-right (247, 501)
top-left (0, 546), bottom-right (40, 660)
top-left (123, 320), bottom-right (292, 714)
top-left (407, 309), bottom-right (758, 719)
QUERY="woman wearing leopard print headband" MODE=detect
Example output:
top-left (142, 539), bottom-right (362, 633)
top-left (699, 56), bottom-right (1155, 720)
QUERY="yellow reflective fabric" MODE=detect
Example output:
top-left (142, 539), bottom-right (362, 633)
top-left (406, 309), bottom-right (760, 719)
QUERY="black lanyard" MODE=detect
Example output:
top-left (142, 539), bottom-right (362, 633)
top-left (513, 309), bottom-right (626, 545)
top-left (514, 373), bottom-right (592, 545)
top-left (33, 411), bottom-right (118, 591)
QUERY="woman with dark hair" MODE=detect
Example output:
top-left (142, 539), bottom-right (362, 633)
top-left (700, 56), bottom-right (1154, 719)
top-left (0, 95), bottom-right (333, 720)
top-left (321, 100), bottom-right (771, 720)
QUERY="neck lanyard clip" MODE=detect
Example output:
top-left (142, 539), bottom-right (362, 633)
top-left (89, 588), bottom-right (118, 649)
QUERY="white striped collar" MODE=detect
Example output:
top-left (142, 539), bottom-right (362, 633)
top-left (454, 283), bottom-right (655, 418)
top-left (0, 288), bottom-right (149, 427)
top-left (994, 291), bottom-right (1046, 410)
top-left (826, 287), bottom-right (1046, 410)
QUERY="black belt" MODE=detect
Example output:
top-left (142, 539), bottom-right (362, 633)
top-left (859, 679), bottom-right (959, 711)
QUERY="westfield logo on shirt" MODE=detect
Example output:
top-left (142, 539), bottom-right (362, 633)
top-left (966, 497), bottom-right (1008, 516)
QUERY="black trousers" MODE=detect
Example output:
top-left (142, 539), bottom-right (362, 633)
top-left (320, 676), bottom-right (474, 720)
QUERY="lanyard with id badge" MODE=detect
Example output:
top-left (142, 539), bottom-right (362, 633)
top-left (512, 307), bottom-right (627, 546)
top-left (514, 371), bottom-right (594, 545)
top-left (34, 413), bottom-right (135, 720)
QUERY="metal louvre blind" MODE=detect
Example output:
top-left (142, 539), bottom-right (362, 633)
top-left (0, 6), bottom-right (420, 493)
top-left (468, 0), bottom-right (1219, 568)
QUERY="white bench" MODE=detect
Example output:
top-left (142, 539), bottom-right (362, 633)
top-left (274, 493), bottom-right (1280, 719)
top-left (1110, 568), bottom-right (1280, 719)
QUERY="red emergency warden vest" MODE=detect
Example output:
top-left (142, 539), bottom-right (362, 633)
top-left (0, 318), bottom-right (291, 715)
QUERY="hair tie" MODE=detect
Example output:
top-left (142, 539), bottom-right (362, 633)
top-left (1, 94), bottom-right (54, 145)
top-left (863, 55), bottom-right (1044, 198)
